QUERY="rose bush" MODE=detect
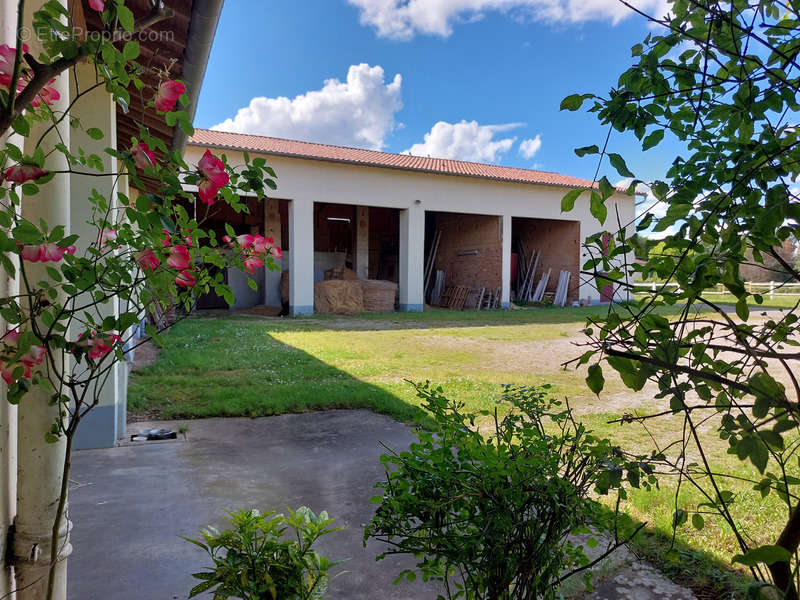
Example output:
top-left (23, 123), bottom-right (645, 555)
top-left (0, 2), bottom-right (280, 597)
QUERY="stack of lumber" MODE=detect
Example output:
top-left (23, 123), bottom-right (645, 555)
top-left (438, 286), bottom-right (469, 310)
top-left (553, 270), bottom-right (571, 307)
top-left (314, 280), bottom-right (364, 314)
top-left (430, 270), bottom-right (445, 305)
top-left (531, 268), bottom-right (551, 303)
top-left (514, 242), bottom-right (540, 302)
top-left (361, 279), bottom-right (398, 312)
top-left (424, 230), bottom-right (442, 301)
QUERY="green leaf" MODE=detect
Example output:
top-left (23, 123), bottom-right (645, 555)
top-left (733, 545), bottom-right (791, 567)
top-left (589, 191), bottom-right (607, 225)
top-left (607, 356), bottom-right (647, 391)
top-left (86, 127), bottom-right (104, 140)
top-left (642, 129), bottom-right (664, 150)
top-left (561, 189), bottom-right (582, 213)
top-left (122, 40), bottom-right (140, 60)
top-left (672, 509), bottom-right (687, 527)
top-left (598, 176), bottom-right (614, 200)
top-left (11, 115), bottom-right (30, 137)
top-left (586, 364), bottom-right (605, 395)
top-left (574, 145), bottom-right (599, 157)
top-left (691, 513), bottom-right (704, 530)
top-left (560, 93), bottom-right (593, 111)
top-left (735, 296), bottom-right (749, 321)
top-left (117, 4), bottom-right (135, 31)
top-left (608, 153), bottom-right (635, 178)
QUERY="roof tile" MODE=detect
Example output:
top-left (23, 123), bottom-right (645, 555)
top-left (188, 129), bottom-right (604, 190)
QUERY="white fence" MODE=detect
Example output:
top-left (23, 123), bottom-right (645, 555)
top-left (633, 281), bottom-right (800, 299)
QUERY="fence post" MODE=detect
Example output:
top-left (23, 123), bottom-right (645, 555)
top-left (769, 281), bottom-right (775, 299)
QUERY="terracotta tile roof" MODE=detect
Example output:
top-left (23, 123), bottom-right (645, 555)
top-left (188, 129), bottom-right (606, 190)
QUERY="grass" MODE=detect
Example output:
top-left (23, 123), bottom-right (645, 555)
top-left (129, 305), bottom-right (793, 599)
top-left (634, 291), bottom-right (800, 309)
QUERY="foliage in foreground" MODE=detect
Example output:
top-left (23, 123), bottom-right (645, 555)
top-left (561, 1), bottom-right (800, 597)
top-left (365, 383), bottom-right (649, 600)
top-left (186, 507), bottom-right (344, 600)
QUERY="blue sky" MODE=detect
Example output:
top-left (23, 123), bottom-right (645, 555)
top-left (194, 0), bottom-right (680, 185)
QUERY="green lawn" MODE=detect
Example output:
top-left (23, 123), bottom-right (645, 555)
top-left (129, 306), bottom-right (790, 598)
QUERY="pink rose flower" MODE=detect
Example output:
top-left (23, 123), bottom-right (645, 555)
top-left (175, 269), bottom-right (196, 288)
top-left (88, 0), bottom-right (105, 11)
top-left (97, 229), bottom-right (117, 248)
top-left (136, 249), bottom-right (160, 271)
top-left (198, 150), bottom-right (229, 187)
top-left (19, 242), bottom-right (74, 263)
top-left (153, 80), bottom-right (185, 112)
top-left (243, 255), bottom-right (263, 274)
top-left (31, 79), bottom-right (60, 107)
top-left (270, 246), bottom-right (282, 259)
top-left (77, 330), bottom-right (120, 360)
top-left (196, 150), bottom-right (229, 205)
top-left (0, 329), bottom-right (46, 383)
top-left (5, 163), bottom-right (48, 184)
top-left (131, 143), bottom-right (156, 171)
top-left (236, 234), bottom-right (255, 249)
top-left (166, 244), bottom-right (191, 270)
top-left (162, 229), bottom-right (172, 247)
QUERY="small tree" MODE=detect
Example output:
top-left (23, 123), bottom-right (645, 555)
top-left (1, 2), bottom-right (279, 598)
top-left (561, 1), bottom-right (800, 597)
top-left (365, 383), bottom-right (647, 600)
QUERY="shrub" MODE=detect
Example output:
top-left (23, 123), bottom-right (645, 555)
top-left (364, 383), bottom-right (647, 600)
top-left (186, 507), bottom-right (344, 600)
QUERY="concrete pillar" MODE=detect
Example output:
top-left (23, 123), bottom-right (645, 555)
top-left (1, 3), bottom-right (20, 595)
top-left (14, 1), bottom-right (72, 597)
top-left (399, 203), bottom-right (425, 311)
top-left (354, 206), bottom-right (369, 279)
top-left (69, 62), bottom-right (121, 450)
top-left (501, 215), bottom-right (511, 308)
top-left (288, 199), bottom-right (314, 315)
top-left (264, 197), bottom-right (283, 307)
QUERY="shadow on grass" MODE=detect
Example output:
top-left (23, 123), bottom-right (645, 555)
top-left (128, 318), bottom-right (431, 425)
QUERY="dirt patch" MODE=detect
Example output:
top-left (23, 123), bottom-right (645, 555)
top-left (234, 305), bottom-right (283, 317)
top-left (131, 339), bottom-right (159, 372)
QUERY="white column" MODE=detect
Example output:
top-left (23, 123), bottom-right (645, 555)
top-left (501, 215), bottom-right (511, 308)
top-left (288, 198), bottom-right (314, 315)
top-left (354, 206), bottom-right (369, 279)
top-left (14, 1), bottom-right (72, 597)
top-left (0, 3), bottom-right (19, 596)
top-left (399, 203), bottom-right (425, 311)
top-left (69, 62), bottom-right (120, 449)
top-left (263, 197), bottom-right (283, 307)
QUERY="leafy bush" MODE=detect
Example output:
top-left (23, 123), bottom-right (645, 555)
top-left (186, 507), bottom-right (344, 600)
top-left (365, 383), bottom-right (647, 600)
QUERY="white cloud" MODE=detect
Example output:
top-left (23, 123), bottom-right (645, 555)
top-left (519, 134), bottom-right (542, 159)
top-left (211, 64), bottom-right (403, 150)
top-left (404, 120), bottom-right (521, 162)
top-left (348, 0), bottom-right (671, 40)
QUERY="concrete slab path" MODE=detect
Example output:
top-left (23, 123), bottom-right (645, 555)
top-left (67, 410), bottom-right (697, 600)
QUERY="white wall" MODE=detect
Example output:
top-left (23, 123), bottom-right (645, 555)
top-left (185, 145), bottom-right (636, 309)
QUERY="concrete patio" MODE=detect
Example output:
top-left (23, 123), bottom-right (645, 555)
top-left (68, 409), bottom-right (697, 600)
top-left (68, 410), bottom-right (431, 599)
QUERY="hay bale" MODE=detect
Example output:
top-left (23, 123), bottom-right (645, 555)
top-left (361, 279), bottom-right (398, 312)
top-left (324, 267), bottom-right (359, 281)
top-left (314, 280), bottom-right (364, 315)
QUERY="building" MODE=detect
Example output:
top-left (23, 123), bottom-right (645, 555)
top-left (185, 130), bottom-right (635, 315)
